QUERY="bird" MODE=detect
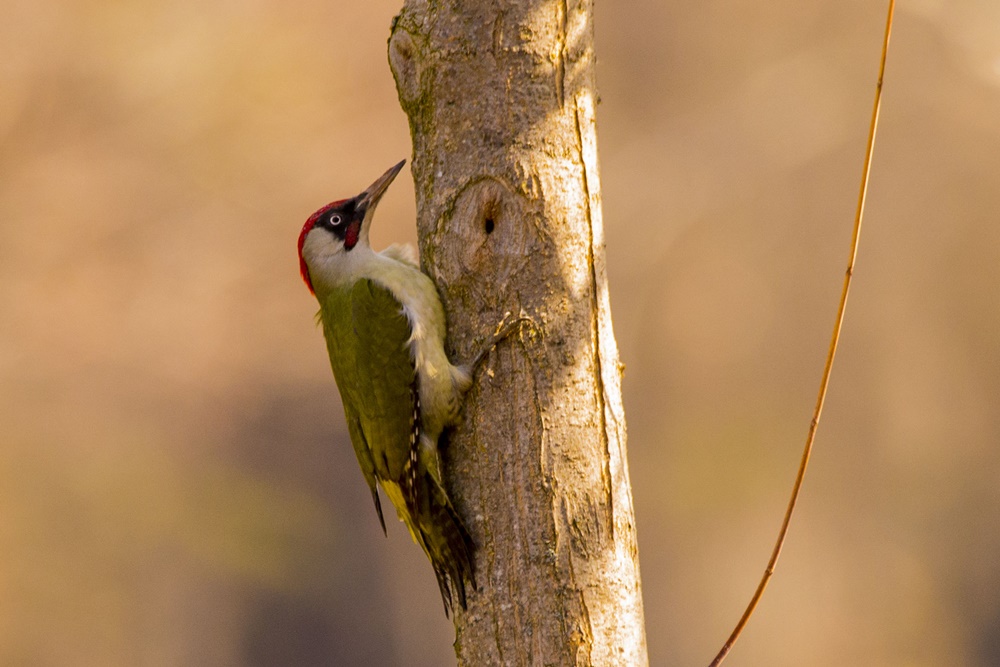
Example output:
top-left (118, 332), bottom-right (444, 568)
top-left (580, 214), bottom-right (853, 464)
top-left (297, 159), bottom-right (476, 615)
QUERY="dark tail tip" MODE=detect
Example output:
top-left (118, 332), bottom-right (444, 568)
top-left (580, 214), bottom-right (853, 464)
top-left (426, 501), bottom-right (476, 617)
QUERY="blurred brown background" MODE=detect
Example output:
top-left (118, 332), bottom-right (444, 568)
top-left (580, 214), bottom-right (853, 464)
top-left (2, 1), bottom-right (998, 665)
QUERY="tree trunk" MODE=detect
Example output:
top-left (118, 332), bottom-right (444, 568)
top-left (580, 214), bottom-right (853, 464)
top-left (388, 2), bottom-right (647, 664)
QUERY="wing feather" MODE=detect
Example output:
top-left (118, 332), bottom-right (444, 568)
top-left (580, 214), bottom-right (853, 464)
top-left (320, 279), bottom-right (417, 484)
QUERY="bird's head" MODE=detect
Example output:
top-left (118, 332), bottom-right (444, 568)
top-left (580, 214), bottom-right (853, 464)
top-left (298, 159), bottom-right (405, 294)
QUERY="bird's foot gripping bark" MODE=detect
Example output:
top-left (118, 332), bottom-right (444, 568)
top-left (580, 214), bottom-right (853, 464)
top-left (464, 310), bottom-right (539, 375)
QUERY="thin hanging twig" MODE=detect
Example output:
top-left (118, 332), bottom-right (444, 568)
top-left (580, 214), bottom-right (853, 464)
top-left (708, 2), bottom-right (896, 665)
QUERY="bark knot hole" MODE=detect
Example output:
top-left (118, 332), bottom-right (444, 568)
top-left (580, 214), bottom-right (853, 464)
top-left (483, 208), bottom-right (497, 235)
top-left (433, 176), bottom-right (537, 298)
top-left (475, 186), bottom-right (505, 241)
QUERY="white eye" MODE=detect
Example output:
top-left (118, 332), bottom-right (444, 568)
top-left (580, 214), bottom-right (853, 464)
top-left (330, 214), bottom-right (342, 226)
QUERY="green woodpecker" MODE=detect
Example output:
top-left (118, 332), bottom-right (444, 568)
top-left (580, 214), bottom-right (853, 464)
top-left (298, 160), bottom-right (474, 615)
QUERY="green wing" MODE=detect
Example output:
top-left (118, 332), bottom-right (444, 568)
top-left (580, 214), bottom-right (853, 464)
top-left (319, 279), bottom-right (417, 520)
top-left (318, 278), bottom-right (475, 616)
top-left (342, 408), bottom-right (387, 533)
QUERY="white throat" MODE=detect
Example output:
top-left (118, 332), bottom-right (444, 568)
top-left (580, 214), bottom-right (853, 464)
top-left (301, 228), bottom-right (376, 294)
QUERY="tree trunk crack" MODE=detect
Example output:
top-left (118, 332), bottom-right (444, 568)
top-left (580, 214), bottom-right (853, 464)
top-left (574, 98), bottom-right (614, 540)
top-left (555, 0), bottom-right (568, 108)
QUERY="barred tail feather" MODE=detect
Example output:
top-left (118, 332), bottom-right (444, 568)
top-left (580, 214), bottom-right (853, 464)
top-left (388, 467), bottom-right (475, 615)
top-left (416, 476), bottom-right (476, 617)
top-left (396, 384), bottom-right (475, 616)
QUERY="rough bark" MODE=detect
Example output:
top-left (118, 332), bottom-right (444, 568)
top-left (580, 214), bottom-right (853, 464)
top-left (388, 2), bottom-right (647, 664)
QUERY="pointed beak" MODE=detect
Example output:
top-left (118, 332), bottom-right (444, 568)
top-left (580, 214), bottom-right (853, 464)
top-left (357, 159), bottom-right (406, 213)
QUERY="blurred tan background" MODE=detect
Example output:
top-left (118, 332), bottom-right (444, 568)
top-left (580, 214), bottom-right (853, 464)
top-left (2, 1), bottom-right (998, 665)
